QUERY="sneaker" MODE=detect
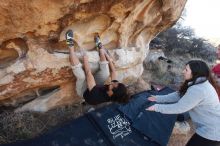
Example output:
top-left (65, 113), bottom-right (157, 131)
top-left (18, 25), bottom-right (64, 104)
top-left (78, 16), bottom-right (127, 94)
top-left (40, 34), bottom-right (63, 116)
top-left (94, 34), bottom-right (102, 50)
top-left (65, 29), bottom-right (74, 47)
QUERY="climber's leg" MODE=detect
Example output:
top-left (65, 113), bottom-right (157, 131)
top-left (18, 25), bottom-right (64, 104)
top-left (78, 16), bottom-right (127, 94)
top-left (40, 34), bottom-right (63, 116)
top-left (93, 34), bottom-right (110, 84)
top-left (66, 29), bottom-right (87, 97)
top-left (94, 49), bottom-right (110, 84)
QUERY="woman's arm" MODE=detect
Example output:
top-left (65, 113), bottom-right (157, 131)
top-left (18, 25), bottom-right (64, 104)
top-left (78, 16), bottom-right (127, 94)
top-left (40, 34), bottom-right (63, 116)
top-left (147, 87), bottom-right (203, 114)
top-left (155, 92), bottom-right (180, 103)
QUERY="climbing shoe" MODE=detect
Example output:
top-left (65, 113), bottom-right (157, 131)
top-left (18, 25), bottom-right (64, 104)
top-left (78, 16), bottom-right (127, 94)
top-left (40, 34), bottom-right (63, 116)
top-left (94, 34), bottom-right (102, 50)
top-left (65, 29), bottom-right (74, 47)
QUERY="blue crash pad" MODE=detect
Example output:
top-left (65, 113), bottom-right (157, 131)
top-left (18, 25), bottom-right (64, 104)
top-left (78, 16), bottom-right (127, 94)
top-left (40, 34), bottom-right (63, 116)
top-left (1, 87), bottom-right (177, 146)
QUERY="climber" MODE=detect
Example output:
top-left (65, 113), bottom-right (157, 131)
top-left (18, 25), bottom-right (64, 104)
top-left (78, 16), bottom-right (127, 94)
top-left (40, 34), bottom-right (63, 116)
top-left (66, 30), bottom-right (129, 105)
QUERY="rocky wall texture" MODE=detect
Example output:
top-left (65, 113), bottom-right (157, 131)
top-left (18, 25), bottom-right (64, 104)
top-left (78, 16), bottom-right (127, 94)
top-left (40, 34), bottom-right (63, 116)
top-left (0, 0), bottom-right (186, 112)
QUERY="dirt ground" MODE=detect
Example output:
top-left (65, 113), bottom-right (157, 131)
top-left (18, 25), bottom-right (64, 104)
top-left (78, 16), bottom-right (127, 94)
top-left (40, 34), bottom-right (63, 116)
top-left (168, 121), bottom-right (194, 146)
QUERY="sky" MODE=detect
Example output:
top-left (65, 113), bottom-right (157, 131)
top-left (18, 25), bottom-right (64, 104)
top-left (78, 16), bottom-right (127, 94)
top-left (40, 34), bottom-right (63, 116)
top-left (183, 0), bottom-right (220, 45)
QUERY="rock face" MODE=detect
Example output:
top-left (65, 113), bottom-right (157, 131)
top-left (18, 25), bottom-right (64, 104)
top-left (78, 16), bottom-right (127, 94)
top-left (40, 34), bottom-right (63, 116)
top-left (0, 0), bottom-right (186, 112)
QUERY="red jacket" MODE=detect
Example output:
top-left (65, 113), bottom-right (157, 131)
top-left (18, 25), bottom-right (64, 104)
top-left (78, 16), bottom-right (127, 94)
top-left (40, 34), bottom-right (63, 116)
top-left (212, 64), bottom-right (220, 77)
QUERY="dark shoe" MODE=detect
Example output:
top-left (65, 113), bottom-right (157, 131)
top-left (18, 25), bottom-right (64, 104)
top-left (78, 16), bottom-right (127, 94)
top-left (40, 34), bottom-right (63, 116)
top-left (65, 29), bottom-right (74, 47)
top-left (94, 34), bottom-right (102, 50)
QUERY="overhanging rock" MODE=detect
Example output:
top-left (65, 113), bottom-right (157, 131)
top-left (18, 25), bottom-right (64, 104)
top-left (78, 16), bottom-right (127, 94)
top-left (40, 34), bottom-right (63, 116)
top-left (0, 0), bottom-right (187, 112)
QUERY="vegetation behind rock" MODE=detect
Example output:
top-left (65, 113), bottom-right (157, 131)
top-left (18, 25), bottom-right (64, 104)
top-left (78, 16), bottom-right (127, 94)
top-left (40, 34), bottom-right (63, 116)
top-left (150, 23), bottom-right (217, 62)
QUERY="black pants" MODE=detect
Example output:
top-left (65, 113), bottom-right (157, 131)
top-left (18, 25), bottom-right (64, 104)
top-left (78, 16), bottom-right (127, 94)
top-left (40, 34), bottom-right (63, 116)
top-left (186, 133), bottom-right (220, 146)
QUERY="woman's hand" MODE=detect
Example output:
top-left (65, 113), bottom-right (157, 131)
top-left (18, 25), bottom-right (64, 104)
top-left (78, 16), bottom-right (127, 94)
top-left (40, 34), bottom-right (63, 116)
top-left (148, 96), bottom-right (157, 102)
top-left (146, 105), bottom-right (156, 111)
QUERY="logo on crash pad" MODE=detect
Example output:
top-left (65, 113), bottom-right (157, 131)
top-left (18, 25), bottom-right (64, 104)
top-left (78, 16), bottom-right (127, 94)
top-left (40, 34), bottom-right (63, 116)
top-left (107, 114), bottom-right (132, 139)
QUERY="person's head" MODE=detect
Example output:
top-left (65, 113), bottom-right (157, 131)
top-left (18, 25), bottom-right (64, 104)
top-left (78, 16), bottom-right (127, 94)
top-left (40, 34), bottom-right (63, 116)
top-left (183, 60), bottom-right (210, 81)
top-left (180, 60), bottom-right (219, 96)
top-left (106, 80), bottom-right (129, 103)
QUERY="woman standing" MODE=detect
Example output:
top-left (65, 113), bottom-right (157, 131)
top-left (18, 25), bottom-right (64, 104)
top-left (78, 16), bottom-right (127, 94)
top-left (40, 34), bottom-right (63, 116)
top-left (147, 60), bottom-right (220, 146)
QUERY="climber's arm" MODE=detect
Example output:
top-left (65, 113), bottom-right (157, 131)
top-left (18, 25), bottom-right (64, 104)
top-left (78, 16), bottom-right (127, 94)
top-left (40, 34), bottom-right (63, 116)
top-left (105, 53), bottom-right (117, 80)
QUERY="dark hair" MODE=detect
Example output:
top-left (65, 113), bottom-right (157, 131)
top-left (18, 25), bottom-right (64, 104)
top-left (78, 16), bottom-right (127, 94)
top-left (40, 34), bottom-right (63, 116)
top-left (111, 83), bottom-right (129, 103)
top-left (179, 60), bottom-right (220, 96)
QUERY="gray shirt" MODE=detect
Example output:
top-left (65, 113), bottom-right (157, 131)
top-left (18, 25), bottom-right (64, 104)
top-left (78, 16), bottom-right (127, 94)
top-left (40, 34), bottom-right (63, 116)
top-left (154, 80), bottom-right (220, 141)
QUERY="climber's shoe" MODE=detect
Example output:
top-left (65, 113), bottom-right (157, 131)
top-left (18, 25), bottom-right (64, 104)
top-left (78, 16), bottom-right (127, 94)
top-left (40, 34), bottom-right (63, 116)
top-left (65, 29), bottom-right (74, 47)
top-left (94, 34), bottom-right (102, 50)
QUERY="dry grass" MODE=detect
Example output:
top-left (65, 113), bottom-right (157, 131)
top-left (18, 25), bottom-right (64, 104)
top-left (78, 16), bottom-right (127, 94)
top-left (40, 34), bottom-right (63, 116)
top-left (0, 101), bottom-right (112, 144)
top-left (0, 103), bottom-right (95, 144)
